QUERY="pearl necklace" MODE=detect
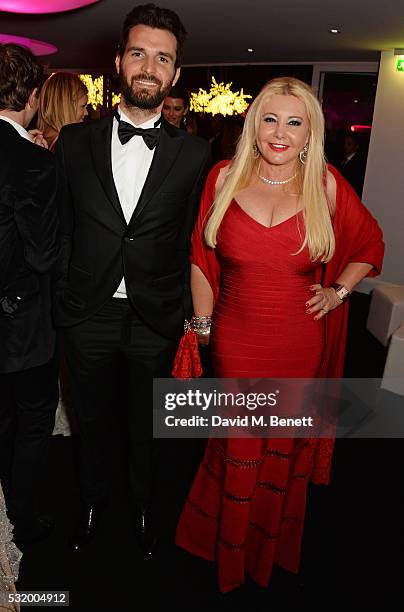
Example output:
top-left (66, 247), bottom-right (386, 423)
top-left (257, 171), bottom-right (297, 186)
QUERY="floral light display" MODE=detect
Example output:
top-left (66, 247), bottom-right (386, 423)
top-left (79, 74), bottom-right (103, 110)
top-left (190, 76), bottom-right (251, 116)
top-left (112, 92), bottom-right (121, 107)
top-left (78, 74), bottom-right (122, 109)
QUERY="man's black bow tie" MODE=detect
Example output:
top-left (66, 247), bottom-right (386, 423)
top-left (114, 110), bottom-right (161, 149)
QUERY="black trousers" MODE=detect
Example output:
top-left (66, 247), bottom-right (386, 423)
top-left (0, 356), bottom-right (59, 521)
top-left (62, 298), bottom-right (177, 507)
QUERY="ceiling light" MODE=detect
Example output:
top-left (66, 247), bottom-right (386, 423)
top-left (329, 28), bottom-right (341, 34)
top-left (0, 33), bottom-right (57, 55)
top-left (0, 0), bottom-right (99, 13)
top-left (247, 48), bottom-right (254, 53)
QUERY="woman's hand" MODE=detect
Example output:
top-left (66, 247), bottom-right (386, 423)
top-left (29, 129), bottom-right (48, 149)
top-left (306, 284), bottom-right (342, 320)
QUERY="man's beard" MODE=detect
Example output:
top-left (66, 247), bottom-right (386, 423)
top-left (119, 71), bottom-right (173, 110)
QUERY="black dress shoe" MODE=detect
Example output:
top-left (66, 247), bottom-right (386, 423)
top-left (134, 505), bottom-right (159, 560)
top-left (13, 514), bottom-right (54, 545)
top-left (69, 503), bottom-right (105, 551)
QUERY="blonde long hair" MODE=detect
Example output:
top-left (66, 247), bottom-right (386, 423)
top-left (205, 77), bottom-right (335, 263)
top-left (37, 72), bottom-right (88, 134)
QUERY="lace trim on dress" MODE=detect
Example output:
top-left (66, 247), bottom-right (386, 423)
top-left (186, 498), bottom-right (217, 521)
top-left (223, 492), bottom-right (251, 504)
top-left (212, 442), bottom-right (263, 469)
top-left (219, 538), bottom-right (244, 551)
top-left (249, 522), bottom-right (279, 540)
top-left (0, 485), bottom-right (22, 611)
top-left (256, 481), bottom-right (287, 495)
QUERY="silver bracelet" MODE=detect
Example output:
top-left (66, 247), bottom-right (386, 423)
top-left (192, 315), bottom-right (212, 335)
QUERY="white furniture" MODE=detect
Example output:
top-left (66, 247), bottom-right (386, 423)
top-left (381, 323), bottom-right (404, 396)
top-left (367, 285), bottom-right (404, 346)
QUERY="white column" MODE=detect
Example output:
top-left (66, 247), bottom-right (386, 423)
top-left (360, 50), bottom-right (404, 291)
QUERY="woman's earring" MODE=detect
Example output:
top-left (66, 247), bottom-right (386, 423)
top-left (253, 143), bottom-right (260, 158)
top-left (299, 144), bottom-right (309, 164)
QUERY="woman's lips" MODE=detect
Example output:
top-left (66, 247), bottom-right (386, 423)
top-left (268, 143), bottom-right (289, 152)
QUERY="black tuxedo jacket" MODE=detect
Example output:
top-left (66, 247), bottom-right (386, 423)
top-left (339, 152), bottom-right (366, 197)
top-left (55, 114), bottom-right (210, 338)
top-left (0, 120), bottom-right (59, 373)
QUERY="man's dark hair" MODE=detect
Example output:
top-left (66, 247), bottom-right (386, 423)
top-left (166, 85), bottom-right (188, 102)
top-left (344, 131), bottom-right (361, 147)
top-left (0, 44), bottom-right (44, 111)
top-left (118, 3), bottom-right (187, 68)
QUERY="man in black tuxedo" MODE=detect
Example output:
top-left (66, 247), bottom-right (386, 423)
top-left (339, 132), bottom-right (367, 197)
top-left (55, 4), bottom-right (210, 554)
top-left (0, 44), bottom-right (59, 543)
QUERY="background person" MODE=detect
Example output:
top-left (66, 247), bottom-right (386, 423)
top-left (0, 483), bottom-right (21, 612)
top-left (162, 85), bottom-right (188, 129)
top-left (338, 131), bottom-right (367, 197)
top-left (0, 43), bottom-right (59, 545)
top-left (37, 72), bottom-right (88, 152)
top-left (37, 71), bottom-right (89, 436)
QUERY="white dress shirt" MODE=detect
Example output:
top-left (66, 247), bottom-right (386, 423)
top-left (111, 105), bottom-right (161, 298)
top-left (0, 115), bottom-right (33, 142)
top-left (341, 152), bottom-right (356, 167)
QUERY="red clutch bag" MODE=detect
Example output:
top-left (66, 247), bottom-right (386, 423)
top-left (172, 320), bottom-right (203, 379)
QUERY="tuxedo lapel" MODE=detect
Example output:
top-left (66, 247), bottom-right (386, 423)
top-left (90, 116), bottom-right (126, 225)
top-left (128, 120), bottom-right (184, 226)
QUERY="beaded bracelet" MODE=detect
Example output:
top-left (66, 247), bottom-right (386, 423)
top-left (192, 315), bottom-right (212, 336)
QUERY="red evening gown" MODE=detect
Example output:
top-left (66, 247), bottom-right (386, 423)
top-left (211, 202), bottom-right (324, 378)
top-left (176, 161), bottom-right (384, 593)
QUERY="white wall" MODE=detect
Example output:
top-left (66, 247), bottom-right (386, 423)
top-left (360, 50), bottom-right (404, 291)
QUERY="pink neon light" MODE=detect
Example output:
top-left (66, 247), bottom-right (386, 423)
top-left (0, 33), bottom-right (57, 56)
top-left (350, 125), bottom-right (372, 132)
top-left (0, 0), bottom-right (99, 14)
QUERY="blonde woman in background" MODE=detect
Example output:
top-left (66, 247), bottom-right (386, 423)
top-left (38, 72), bottom-right (88, 435)
top-left (37, 72), bottom-right (88, 152)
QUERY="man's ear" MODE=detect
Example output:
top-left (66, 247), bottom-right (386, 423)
top-left (115, 55), bottom-right (121, 75)
top-left (172, 67), bottom-right (181, 88)
top-left (27, 88), bottom-right (38, 109)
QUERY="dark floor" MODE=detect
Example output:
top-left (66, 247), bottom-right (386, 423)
top-left (16, 293), bottom-right (401, 610)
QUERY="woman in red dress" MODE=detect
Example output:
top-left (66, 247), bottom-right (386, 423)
top-left (175, 77), bottom-right (384, 592)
